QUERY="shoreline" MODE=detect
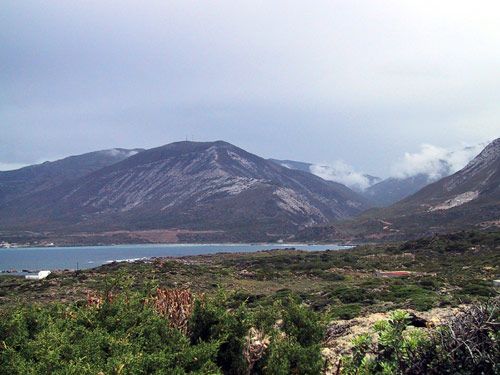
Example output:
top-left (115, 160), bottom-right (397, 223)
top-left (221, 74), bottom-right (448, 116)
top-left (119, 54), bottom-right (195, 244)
top-left (0, 243), bottom-right (354, 275)
top-left (0, 241), bottom-right (356, 249)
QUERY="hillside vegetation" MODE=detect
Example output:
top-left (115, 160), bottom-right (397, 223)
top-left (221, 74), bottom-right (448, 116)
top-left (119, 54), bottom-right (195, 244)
top-left (1, 231), bottom-right (499, 374)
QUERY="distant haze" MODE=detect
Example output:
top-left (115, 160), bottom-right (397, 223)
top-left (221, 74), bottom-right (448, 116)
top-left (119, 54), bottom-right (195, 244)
top-left (1, 1), bottom-right (499, 175)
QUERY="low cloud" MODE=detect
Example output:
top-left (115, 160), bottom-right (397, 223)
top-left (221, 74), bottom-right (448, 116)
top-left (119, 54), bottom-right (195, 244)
top-left (390, 142), bottom-right (488, 181)
top-left (310, 161), bottom-right (373, 191)
top-left (309, 141), bottom-right (488, 190)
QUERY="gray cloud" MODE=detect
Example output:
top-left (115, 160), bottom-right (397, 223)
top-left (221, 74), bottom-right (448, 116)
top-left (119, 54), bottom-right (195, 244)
top-left (1, 1), bottom-right (499, 175)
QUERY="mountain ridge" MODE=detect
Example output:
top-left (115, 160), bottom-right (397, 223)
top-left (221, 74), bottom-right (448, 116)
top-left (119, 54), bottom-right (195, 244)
top-left (295, 138), bottom-right (500, 242)
top-left (0, 148), bottom-right (144, 206)
top-left (0, 141), bottom-right (373, 241)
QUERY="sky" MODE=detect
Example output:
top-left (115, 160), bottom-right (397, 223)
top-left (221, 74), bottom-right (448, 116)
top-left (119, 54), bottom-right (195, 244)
top-left (1, 0), bottom-right (500, 177)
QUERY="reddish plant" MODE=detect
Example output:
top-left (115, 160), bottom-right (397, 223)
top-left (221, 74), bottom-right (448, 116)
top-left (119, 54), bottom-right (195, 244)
top-left (151, 288), bottom-right (196, 333)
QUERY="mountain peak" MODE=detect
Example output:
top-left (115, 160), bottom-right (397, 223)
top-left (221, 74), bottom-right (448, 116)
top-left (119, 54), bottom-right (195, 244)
top-left (461, 138), bottom-right (500, 172)
top-left (0, 141), bottom-right (372, 239)
top-left (443, 138), bottom-right (500, 192)
top-left (159, 140), bottom-right (234, 150)
top-left (296, 138), bottom-right (500, 243)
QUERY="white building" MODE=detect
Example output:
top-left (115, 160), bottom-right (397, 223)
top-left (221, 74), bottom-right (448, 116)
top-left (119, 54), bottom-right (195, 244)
top-left (25, 270), bottom-right (51, 280)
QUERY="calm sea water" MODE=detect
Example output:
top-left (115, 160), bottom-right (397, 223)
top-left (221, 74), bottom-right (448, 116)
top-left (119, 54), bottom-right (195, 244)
top-left (0, 243), bottom-right (351, 273)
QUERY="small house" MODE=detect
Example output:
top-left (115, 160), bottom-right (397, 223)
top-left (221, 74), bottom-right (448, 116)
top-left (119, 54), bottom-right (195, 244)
top-left (25, 270), bottom-right (51, 280)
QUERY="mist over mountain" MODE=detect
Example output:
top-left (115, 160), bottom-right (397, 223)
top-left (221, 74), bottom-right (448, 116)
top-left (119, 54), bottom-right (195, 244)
top-left (296, 138), bottom-right (500, 242)
top-left (363, 143), bottom-right (488, 206)
top-left (272, 142), bottom-right (487, 206)
top-left (270, 159), bottom-right (380, 192)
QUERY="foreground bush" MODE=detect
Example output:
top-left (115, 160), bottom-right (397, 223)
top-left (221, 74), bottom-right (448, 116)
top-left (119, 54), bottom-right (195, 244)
top-left (0, 279), bottom-right (324, 375)
top-left (342, 297), bottom-right (500, 375)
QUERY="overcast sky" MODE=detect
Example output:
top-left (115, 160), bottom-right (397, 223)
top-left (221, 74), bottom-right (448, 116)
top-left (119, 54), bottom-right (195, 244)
top-left (1, 1), bottom-right (499, 176)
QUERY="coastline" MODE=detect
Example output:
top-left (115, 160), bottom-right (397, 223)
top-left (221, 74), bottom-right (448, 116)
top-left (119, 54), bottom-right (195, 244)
top-left (0, 241), bottom-right (355, 249)
top-left (0, 243), bottom-right (353, 275)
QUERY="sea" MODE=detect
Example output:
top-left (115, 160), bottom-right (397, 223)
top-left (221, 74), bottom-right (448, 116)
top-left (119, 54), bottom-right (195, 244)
top-left (0, 243), bottom-right (351, 274)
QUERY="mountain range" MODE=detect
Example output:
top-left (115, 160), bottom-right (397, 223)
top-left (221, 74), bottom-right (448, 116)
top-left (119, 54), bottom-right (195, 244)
top-left (0, 141), bottom-right (372, 242)
top-left (296, 138), bottom-right (500, 242)
top-left (1, 139), bottom-right (497, 245)
top-left (270, 158), bottom-right (446, 207)
top-left (271, 143), bottom-right (485, 207)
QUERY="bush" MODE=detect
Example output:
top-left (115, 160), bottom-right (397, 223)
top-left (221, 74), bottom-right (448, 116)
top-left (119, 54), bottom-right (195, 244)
top-left (189, 291), bottom-right (249, 374)
top-left (330, 287), bottom-right (374, 304)
top-left (341, 297), bottom-right (500, 375)
top-left (252, 299), bottom-right (324, 375)
top-left (0, 281), bottom-right (325, 375)
top-left (328, 303), bottom-right (362, 320)
top-left (0, 292), bottom-right (222, 374)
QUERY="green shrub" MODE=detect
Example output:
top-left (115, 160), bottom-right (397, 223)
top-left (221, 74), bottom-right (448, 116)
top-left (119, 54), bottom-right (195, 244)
top-left (0, 281), bottom-right (325, 375)
top-left (417, 278), bottom-right (440, 290)
top-left (341, 297), bottom-right (500, 375)
top-left (328, 303), bottom-right (362, 320)
top-left (189, 292), bottom-right (249, 374)
top-left (252, 300), bottom-right (324, 375)
top-left (460, 282), bottom-right (496, 297)
top-left (330, 287), bottom-right (374, 304)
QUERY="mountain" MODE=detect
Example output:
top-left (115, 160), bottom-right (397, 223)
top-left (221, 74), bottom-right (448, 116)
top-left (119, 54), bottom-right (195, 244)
top-left (0, 148), bottom-right (143, 206)
top-left (363, 144), bottom-right (487, 206)
top-left (362, 174), bottom-right (434, 206)
top-left (0, 141), bottom-right (373, 241)
top-left (270, 157), bottom-right (433, 206)
top-left (269, 159), bottom-right (381, 192)
top-left (271, 145), bottom-right (486, 207)
top-left (296, 138), bottom-right (500, 242)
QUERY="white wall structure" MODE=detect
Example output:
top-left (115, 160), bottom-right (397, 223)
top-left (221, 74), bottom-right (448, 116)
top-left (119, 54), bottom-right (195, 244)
top-left (25, 270), bottom-right (51, 280)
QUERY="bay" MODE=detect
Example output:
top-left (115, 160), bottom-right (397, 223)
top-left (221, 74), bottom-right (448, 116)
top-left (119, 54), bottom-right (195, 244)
top-left (0, 243), bottom-right (351, 273)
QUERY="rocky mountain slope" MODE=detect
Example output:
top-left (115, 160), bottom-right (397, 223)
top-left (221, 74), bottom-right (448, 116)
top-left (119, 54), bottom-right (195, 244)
top-left (296, 138), bottom-right (500, 242)
top-left (0, 141), bottom-right (372, 240)
top-left (0, 148), bottom-right (143, 206)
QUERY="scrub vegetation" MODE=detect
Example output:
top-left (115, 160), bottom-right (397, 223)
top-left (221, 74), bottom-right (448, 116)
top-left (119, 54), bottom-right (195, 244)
top-left (0, 230), bottom-right (499, 374)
